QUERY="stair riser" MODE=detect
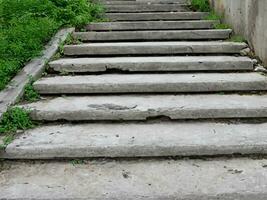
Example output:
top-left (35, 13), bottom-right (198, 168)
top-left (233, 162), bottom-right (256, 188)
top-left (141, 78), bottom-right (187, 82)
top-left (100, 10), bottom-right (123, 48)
top-left (105, 4), bottom-right (189, 13)
top-left (73, 30), bottom-right (231, 41)
top-left (86, 21), bottom-right (218, 31)
top-left (106, 12), bottom-right (208, 21)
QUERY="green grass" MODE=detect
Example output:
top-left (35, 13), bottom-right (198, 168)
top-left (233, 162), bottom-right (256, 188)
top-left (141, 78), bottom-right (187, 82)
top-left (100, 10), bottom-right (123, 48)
top-left (0, 0), bottom-right (103, 91)
top-left (0, 107), bottom-right (35, 148)
top-left (23, 79), bottom-right (40, 102)
top-left (204, 11), bottom-right (221, 20)
top-left (190, 0), bottom-right (211, 12)
top-left (228, 35), bottom-right (247, 43)
top-left (214, 23), bottom-right (232, 29)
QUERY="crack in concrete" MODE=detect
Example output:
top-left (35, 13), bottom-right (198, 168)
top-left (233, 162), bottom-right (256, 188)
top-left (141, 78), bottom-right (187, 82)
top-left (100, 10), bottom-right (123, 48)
top-left (87, 104), bottom-right (137, 111)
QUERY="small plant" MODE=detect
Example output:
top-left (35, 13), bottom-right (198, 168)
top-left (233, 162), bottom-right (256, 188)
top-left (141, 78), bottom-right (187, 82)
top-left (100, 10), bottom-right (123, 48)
top-left (204, 11), bottom-right (221, 20)
top-left (228, 35), bottom-right (247, 43)
top-left (0, 107), bottom-right (35, 147)
top-left (190, 0), bottom-right (211, 12)
top-left (24, 79), bottom-right (40, 102)
top-left (214, 23), bottom-right (232, 29)
top-left (71, 159), bottom-right (86, 166)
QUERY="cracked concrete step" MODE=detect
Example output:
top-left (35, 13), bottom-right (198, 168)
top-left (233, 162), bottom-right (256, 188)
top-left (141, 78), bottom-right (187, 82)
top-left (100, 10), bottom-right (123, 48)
top-left (102, 0), bottom-right (189, 5)
top-left (64, 41), bottom-right (247, 56)
top-left (105, 4), bottom-right (189, 13)
top-left (3, 122), bottom-right (267, 159)
top-left (86, 20), bottom-right (218, 31)
top-left (106, 12), bottom-right (209, 21)
top-left (1, 158), bottom-right (267, 199)
top-left (49, 56), bottom-right (254, 73)
top-left (21, 94), bottom-right (267, 121)
top-left (33, 73), bottom-right (267, 94)
top-left (73, 29), bottom-right (232, 41)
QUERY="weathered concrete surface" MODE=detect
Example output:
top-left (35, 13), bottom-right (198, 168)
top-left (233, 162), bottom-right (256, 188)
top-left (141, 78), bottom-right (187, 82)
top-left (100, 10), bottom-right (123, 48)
top-left (105, 4), bottom-right (189, 12)
top-left (86, 20), bottom-right (218, 31)
top-left (33, 73), bottom-right (267, 94)
top-left (1, 158), bottom-right (267, 199)
top-left (0, 28), bottom-right (74, 120)
top-left (64, 41), bottom-right (247, 56)
top-left (3, 122), bottom-right (267, 159)
top-left (209, 0), bottom-right (267, 66)
top-left (74, 29), bottom-right (231, 41)
top-left (49, 56), bottom-right (254, 73)
top-left (21, 94), bottom-right (267, 121)
top-left (106, 12), bottom-right (209, 21)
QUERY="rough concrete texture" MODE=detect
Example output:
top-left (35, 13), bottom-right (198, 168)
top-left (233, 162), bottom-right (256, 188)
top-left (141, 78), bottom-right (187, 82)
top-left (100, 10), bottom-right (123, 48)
top-left (73, 29), bottom-right (231, 41)
top-left (33, 73), bottom-right (267, 94)
top-left (21, 94), bottom-right (267, 121)
top-left (0, 28), bottom-right (74, 120)
top-left (106, 12), bottom-right (209, 21)
top-left (3, 122), bottom-right (267, 159)
top-left (49, 56), bottom-right (254, 73)
top-left (105, 4), bottom-right (189, 13)
top-left (64, 41), bottom-right (247, 56)
top-left (1, 158), bottom-right (267, 199)
top-left (86, 20), bottom-right (218, 31)
top-left (209, 0), bottom-right (267, 66)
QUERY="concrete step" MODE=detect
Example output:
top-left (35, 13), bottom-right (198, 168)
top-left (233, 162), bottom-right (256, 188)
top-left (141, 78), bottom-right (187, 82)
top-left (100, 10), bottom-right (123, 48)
top-left (64, 41), bottom-right (247, 56)
top-left (86, 20), bottom-right (218, 31)
top-left (1, 158), bottom-right (267, 199)
top-left (49, 56), bottom-right (254, 73)
top-left (73, 29), bottom-right (232, 41)
top-left (33, 73), bottom-right (267, 94)
top-left (21, 94), bottom-right (267, 121)
top-left (102, 0), bottom-right (189, 5)
top-left (3, 122), bottom-right (267, 159)
top-left (105, 4), bottom-right (189, 13)
top-left (106, 12), bottom-right (209, 21)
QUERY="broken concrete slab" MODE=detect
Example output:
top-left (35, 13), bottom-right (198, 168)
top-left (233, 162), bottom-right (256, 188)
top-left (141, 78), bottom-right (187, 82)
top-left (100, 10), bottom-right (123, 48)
top-left (20, 94), bottom-right (267, 121)
top-left (64, 41), bottom-right (247, 56)
top-left (33, 73), bottom-right (267, 94)
top-left (49, 56), bottom-right (254, 73)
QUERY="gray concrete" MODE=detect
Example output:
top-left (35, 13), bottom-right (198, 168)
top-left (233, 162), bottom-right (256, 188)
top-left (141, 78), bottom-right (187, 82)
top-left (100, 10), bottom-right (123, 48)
top-left (106, 12), bottom-right (209, 21)
top-left (64, 41), bottom-right (247, 56)
top-left (49, 56), bottom-right (254, 73)
top-left (33, 73), bottom-right (267, 94)
top-left (0, 28), bottom-right (74, 120)
top-left (209, 0), bottom-right (267, 66)
top-left (1, 158), bottom-right (267, 199)
top-left (74, 29), bottom-right (232, 41)
top-left (4, 122), bottom-right (267, 159)
top-left (105, 4), bottom-right (189, 13)
top-left (102, 0), bottom-right (189, 4)
top-left (86, 20), bottom-right (218, 31)
top-left (21, 94), bottom-right (267, 121)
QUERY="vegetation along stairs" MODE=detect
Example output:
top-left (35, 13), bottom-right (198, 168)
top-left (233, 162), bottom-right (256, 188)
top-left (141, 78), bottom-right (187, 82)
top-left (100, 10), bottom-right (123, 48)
top-left (2, 0), bottom-right (267, 199)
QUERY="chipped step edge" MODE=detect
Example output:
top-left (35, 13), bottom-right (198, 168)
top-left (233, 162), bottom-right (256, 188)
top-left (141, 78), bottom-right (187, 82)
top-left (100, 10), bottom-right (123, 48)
top-left (0, 28), bottom-right (75, 120)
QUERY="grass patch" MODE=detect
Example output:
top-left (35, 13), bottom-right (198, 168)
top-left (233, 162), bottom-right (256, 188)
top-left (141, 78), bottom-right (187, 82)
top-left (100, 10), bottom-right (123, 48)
top-left (214, 23), bottom-right (232, 29)
top-left (23, 79), bottom-right (40, 102)
top-left (190, 0), bottom-right (211, 12)
top-left (0, 0), bottom-right (103, 91)
top-left (0, 107), bottom-right (35, 148)
top-left (204, 11), bottom-right (221, 20)
top-left (228, 35), bottom-right (247, 43)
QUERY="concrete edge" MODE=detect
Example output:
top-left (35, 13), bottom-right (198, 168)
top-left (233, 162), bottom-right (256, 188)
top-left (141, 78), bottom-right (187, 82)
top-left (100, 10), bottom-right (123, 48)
top-left (0, 28), bottom-right (75, 120)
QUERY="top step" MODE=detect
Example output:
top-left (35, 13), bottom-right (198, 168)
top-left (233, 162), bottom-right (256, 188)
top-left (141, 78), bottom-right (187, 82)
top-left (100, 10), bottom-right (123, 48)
top-left (100, 0), bottom-right (189, 4)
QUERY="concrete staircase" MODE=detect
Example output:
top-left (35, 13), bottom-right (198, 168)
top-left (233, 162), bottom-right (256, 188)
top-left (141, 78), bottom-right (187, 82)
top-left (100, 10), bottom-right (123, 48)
top-left (2, 0), bottom-right (267, 199)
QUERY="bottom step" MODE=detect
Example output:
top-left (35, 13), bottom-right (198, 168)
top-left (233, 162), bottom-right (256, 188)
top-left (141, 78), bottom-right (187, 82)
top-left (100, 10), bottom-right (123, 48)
top-left (3, 122), bottom-right (267, 159)
top-left (1, 158), bottom-right (267, 199)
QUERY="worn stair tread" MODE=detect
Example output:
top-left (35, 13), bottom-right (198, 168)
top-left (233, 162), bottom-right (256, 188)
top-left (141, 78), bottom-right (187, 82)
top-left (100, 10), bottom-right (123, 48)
top-left (21, 94), bottom-right (267, 121)
top-left (49, 56), bottom-right (254, 73)
top-left (33, 73), bottom-right (267, 94)
top-left (106, 12), bottom-right (209, 21)
top-left (73, 29), bottom-right (232, 41)
top-left (105, 4), bottom-right (189, 13)
top-left (64, 41), bottom-right (247, 56)
top-left (1, 158), bottom-right (267, 199)
top-left (3, 122), bottom-right (267, 159)
top-left (86, 20), bottom-right (218, 31)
